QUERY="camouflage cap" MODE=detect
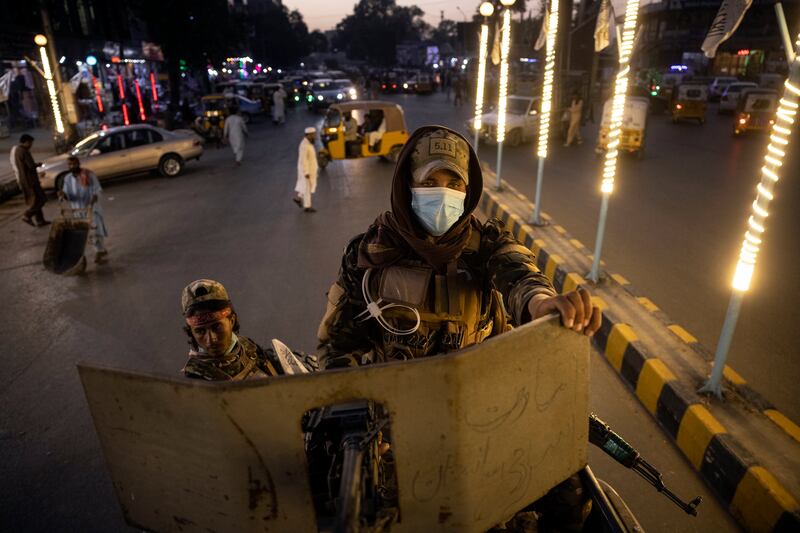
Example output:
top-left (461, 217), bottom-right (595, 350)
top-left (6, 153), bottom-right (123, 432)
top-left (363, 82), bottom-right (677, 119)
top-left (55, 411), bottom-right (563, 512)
top-left (410, 128), bottom-right (470, 185)
top-left (181, 279), bottom-right (230, 315)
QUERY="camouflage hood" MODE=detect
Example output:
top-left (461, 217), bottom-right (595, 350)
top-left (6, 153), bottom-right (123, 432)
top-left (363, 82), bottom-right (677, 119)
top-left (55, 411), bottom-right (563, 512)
top-left (357, 125), bottom-right (483, 272)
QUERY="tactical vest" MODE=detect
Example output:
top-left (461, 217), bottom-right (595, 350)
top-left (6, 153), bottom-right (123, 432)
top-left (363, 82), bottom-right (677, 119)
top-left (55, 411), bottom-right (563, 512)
top-left (182, 336), bottom-right (274, 381)
top-left (367, 236), bottom-right (509, 363)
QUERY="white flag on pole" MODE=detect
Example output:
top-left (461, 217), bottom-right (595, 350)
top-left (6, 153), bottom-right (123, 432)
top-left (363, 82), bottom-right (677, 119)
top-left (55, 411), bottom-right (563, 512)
top-left (534, 4), bottom-right (549, 51)
top-left (594, 0), bottom-right (615, 52)
top-left (702, 0), bottom-right (753, 58)
top-left (491, 21), bottom-right (501, 65)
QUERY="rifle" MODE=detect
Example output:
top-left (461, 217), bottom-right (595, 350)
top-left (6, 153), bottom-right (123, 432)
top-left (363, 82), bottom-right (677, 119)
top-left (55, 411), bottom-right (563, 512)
top-left (303, 401), bottom-right (396, 533)
top-left (589, 413), bottom-right (702, 516)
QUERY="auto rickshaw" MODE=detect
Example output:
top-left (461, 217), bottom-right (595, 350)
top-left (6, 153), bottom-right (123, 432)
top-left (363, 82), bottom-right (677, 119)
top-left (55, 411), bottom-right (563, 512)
top-left (671, 83), bottom-right (708, 124)
top-left (193, 94), bottom-right (229, 144)
top-left (318, 101), bottom-right (409, 168)
top-left (733, 88), bottom-right (779, 136)
top-left (596, 96), bottom-right (649, 157)
top-left (235, 81), bottom-right (270, 112)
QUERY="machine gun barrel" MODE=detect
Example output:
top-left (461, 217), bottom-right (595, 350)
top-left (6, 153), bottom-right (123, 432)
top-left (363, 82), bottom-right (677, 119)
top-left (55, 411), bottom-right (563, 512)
top-left (334, 437), bottom-right (365, 533)
top-left (589, 414), bottom-right (702, 516)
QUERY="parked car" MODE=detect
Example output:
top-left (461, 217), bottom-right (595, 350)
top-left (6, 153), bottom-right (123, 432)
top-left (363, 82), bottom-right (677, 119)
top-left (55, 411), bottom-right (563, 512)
top-left (466, 96), bottom-right (540, 146)
top-left (718, 82), bottom-right (758, 113)
top-left (709, 76), bottom-right (739, 101)
top-left (37, 125), bottom-right (203, 190)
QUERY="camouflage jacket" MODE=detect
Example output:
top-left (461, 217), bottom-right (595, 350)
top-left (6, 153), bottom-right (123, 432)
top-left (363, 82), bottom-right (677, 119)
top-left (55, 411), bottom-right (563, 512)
top-left (182, 335), bottom-right (281, 381)
top-left (317, 219), bottom-right (556, 369)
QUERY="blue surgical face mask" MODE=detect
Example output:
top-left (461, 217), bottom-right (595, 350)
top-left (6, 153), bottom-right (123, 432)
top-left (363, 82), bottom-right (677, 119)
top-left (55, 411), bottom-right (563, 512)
top-left (410, 187), bottom-right (467, 236)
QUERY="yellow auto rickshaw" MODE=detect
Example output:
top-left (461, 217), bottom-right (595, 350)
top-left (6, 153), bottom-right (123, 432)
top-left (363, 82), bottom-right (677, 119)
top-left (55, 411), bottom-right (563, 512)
top-left (194, 94), bottom-right (230, 143)
top-left (596, 96), bottom-right (649, 157)
top-left (671, 83), bottom-right (708, 124)
top-left (733, 88), bottom-right (779, 136)
top-left (318, 101), bottom-right (409, 168)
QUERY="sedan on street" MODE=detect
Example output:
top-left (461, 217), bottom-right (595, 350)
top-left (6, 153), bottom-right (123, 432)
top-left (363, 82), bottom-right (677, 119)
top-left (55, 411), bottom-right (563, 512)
top-left (306, 79), bottom-right (358, 111)
top-left (466, 96), bottom-right (541, 146)
top-left (37, 125), bottom-right (203, 190)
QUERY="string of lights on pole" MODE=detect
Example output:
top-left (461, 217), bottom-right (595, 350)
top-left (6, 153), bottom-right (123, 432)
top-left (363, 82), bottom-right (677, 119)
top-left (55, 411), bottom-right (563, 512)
top-left (588, 0), bottom-right (641, 282)
top-left (530, 0), bottom-right (559, 225)
top-left (601, 0), bottom-right (640, 195)
top-left (700, 25), bottom-right (800, 397)
top-left (494, 0), bottom-right (515, 190)
top-left (472, 2), bottom-right (494, 151)
top-left (732, 83), bottom-right (798, 292)
top-left (34, 34), bottom-right (65, 135)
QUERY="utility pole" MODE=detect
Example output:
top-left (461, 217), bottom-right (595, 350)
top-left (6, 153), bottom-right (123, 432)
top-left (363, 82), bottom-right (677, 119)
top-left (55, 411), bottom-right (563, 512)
top-left (40, 5), bottom-right (78, 147)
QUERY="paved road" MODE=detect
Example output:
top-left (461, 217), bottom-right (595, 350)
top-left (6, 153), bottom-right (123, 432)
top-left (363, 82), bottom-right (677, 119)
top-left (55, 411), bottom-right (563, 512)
top-left (468, 95), bottom-right (800, 423)
top-left (1, 96), bottom-right (737, 531)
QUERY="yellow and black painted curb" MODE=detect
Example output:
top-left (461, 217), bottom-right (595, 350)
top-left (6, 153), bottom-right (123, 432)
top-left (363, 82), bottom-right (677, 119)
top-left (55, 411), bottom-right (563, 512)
top-left (480, 188), bottom-right (800, 532)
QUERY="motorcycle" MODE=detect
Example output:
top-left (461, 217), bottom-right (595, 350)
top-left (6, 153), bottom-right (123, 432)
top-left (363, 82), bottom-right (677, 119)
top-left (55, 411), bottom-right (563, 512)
top-left (303, 403), bottom-right (699, 533)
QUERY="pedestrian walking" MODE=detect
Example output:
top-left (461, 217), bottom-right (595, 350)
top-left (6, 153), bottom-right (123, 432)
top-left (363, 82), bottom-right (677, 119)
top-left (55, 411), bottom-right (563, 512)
top-left (272, 86), bottom-right (287, 124)
top-left (453, 76), bottom-right (464, 107)
top-left (59, 156), bottom-right (109, 264)
top-left (564, 93), bottom-right (584, 147)
top-left (10, 134), bottom-right (49, 227)
top-left (223, 106), bottom-right (248, 165)
top-left (294, 127), bottom-right (318, 213)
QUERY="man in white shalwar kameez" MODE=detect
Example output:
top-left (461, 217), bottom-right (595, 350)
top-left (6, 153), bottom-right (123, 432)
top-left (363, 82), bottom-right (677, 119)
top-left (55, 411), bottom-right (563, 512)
top-left (59, 156), bottom-right (109, 263)
top-left (564, 94), bottom-right (584, 147)
top-left (272, 86), bottom-right (287, 124)
top-left (294, 127), bottom-right (318, 213)
top-left (367, 114), bottom-right (386, 152)
top-left (223, 106), bottom-right (248, 166)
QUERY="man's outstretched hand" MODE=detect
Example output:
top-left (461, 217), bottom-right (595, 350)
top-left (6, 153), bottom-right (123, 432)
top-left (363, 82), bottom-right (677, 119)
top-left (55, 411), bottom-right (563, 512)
top-left (527, 287), bottom-right (602, 336)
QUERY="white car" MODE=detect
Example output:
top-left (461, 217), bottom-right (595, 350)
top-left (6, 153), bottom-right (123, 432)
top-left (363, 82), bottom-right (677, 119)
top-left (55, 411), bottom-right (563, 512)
top-left (709, 76), bottom-right (738, 101)
top-left (719, 82), bottom-right (758, 113)
top-left (37, 125), bottom-right (203, 190)
top-left (307, 79), bottom-right (357, 110)
top-left (467, 96), bottom-right (540, 146)
top-left (333, 79), bottom-right (359, 101)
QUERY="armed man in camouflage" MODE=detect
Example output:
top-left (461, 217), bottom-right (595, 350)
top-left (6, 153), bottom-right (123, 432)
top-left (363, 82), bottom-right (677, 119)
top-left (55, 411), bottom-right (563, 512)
top-left (318, 126), bottom-right (601, 369)
top-left (181, 279), bottom-right (283, 381)
top-left (317, 126), bottom-right (600, 531)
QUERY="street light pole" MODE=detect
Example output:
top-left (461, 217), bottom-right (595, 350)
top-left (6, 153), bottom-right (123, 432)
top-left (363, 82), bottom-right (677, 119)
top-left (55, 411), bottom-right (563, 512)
top-left (700, 21), bottom-right (800, 398)
top-left (530, 0), bottom-right (560, 226)
top-left (495, 0), bottom-right (516, 190)
top-left (587, 0), bottom-right (642, 283)
top-left (473, 2), bottom-right (495, 151)
top-left (32, 34), bottom-right (66, 148)
top-left (40, 7), bottom-right (77, 147)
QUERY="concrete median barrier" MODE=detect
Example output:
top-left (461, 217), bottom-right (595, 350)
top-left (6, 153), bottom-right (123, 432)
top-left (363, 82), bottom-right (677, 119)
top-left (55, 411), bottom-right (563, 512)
top-left (479, 173), bottom-right (800, 532)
